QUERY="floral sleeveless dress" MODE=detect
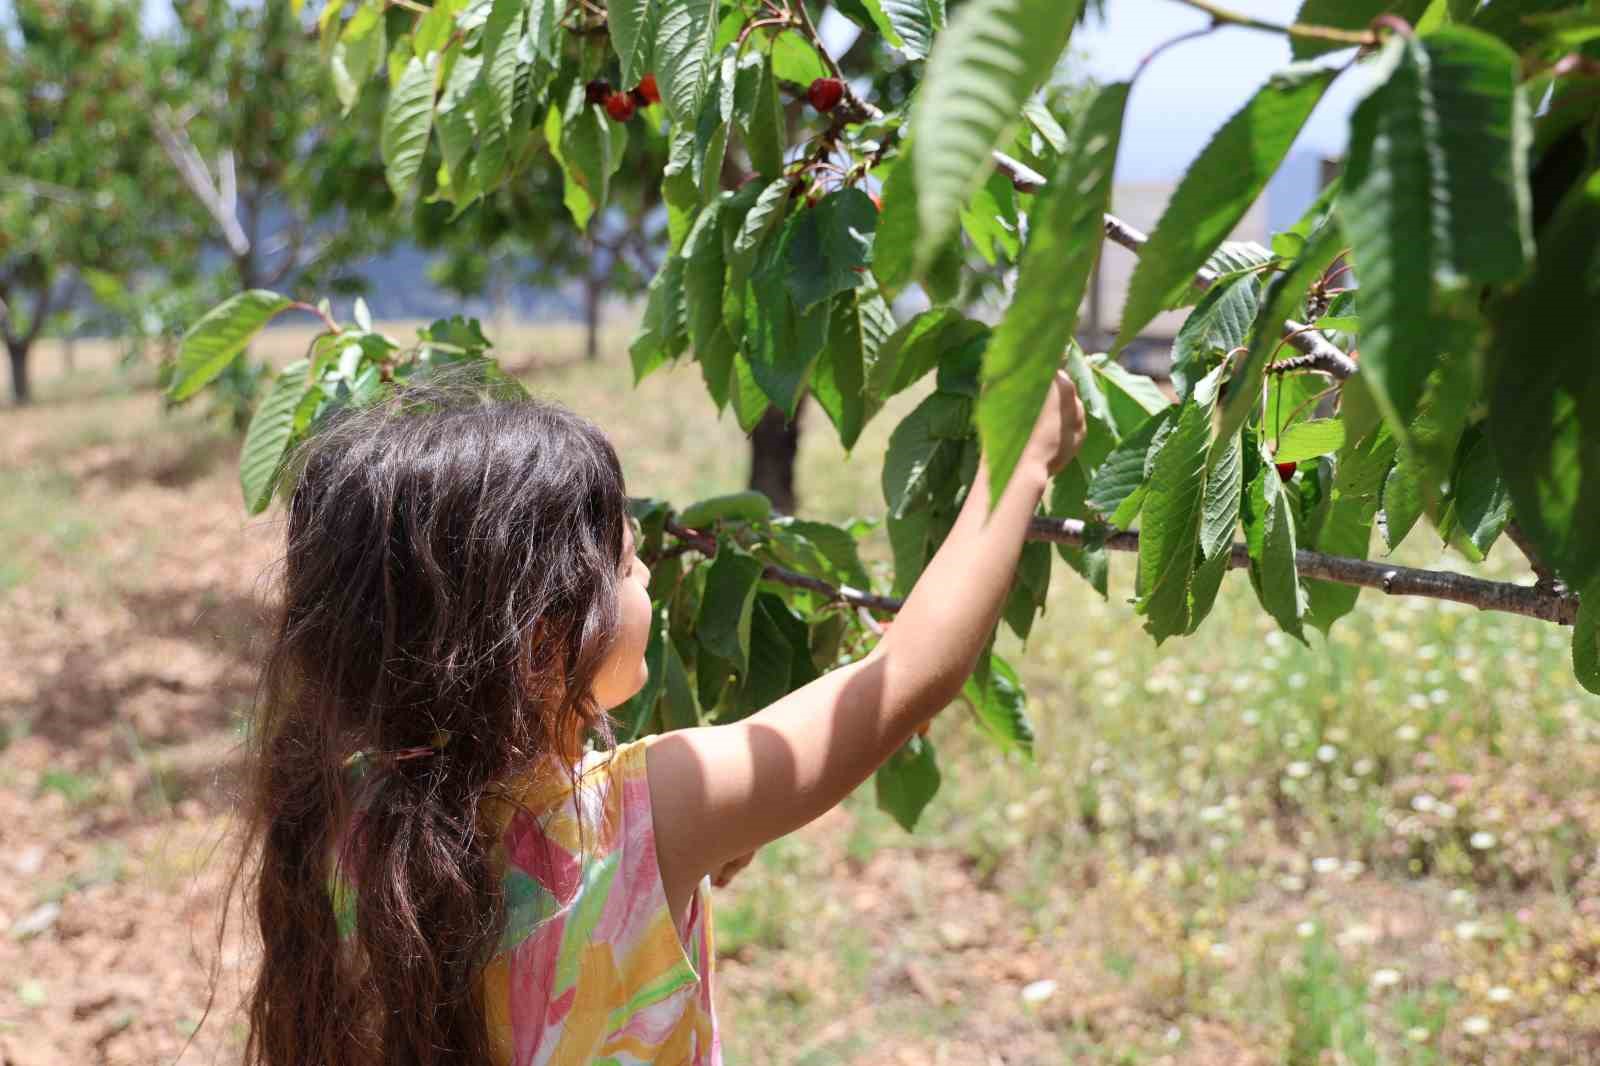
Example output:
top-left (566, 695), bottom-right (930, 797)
top-left (331, 736), bottom-right (721, 1065)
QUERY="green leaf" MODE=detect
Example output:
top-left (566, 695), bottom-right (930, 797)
top-left (331, 5), bottom-right (386, 114)
top-left (872, 154), bottom-right (920, 293)
top-left (239, 361), bottom-right (313, 515)
top-left (768, 517), bottom-right (873, 592)
top-left (655, 0), bottom-right (716, 124)
top-left (1135, 367), bottom-right (1228, 642)
top-left (728, 353), bottom-right (769, 433)
top-left (618, 612), bottom-right (669, 740)
top-left (1171, 273), bottom-right (1259, 401)
top-left (875, 733), bottom-right (941, 832)
top-left (697, 544), bottom-right (765, 674)
top-left (608, 0), bottom-right (655, 88)
top-left (743, 214), bottom-right (831, 417)
top-left (962, 652), bottom-right (1033, 757)
top-left (661, 636), bottom-right (701, 730)
top-left (1379, 450), bottom-right (1425, 551)
top-left (1341, 29), bottom-right (1530, 445)
top-left (814, 288), bottom-right (893, 450)
top-left (909, 0), bottom-right (1085, 274)
top-left (978, 82), bottom-right (1128, 510)
top-left (729, 178), bottom-right (791, 283)
top-left (785, 189), bottom-right (878, 311)
top-left (1575, 576), bottom-right (1600, 696)
top-left (1441, 423), bottom-right (1511, 559)
top-left (1085, 408), bottom-right (1173, 528)
top-left (883, 392), bottom-right (971, 519)
top-left (1305, 426), bottom-right (1396, 631)
top-left (1215, 217), bottom-right (1342, 446)
top-left (1002, 538), bottom-right (1051, 641)
top-left (1275, 419), bottom-right (1347, 464)
top-left (1486, 172), bottom-right (1600, 592)
top-left (742, 56), bottom-right (786, 181)
top-left (630, 255), bottom-right (688, 384)
top-left (1116, 65), bottom-right (1334, 350)
top-left (1291, 0), bottom-right (1430, 59)
top-left (869, 308), bottom-right (988, 402)
top-left (766, 29), bottom-right (829, 86)
top-left (1048, 460), bottom-right (1109, 598)
top-left (1088, 353), bottom-right (1170, 437)
top-left (881, 0), bottom-right (946, 58)
top-left (1245, 459), bottom-right (1306, 642)
top-left (382, 55), bottom-right (436, 198)
top-left (168, 290), bottom-right (291, 402)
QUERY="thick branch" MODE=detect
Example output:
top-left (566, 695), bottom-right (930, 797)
top-left (655, 517), bottom-right (1579, 627)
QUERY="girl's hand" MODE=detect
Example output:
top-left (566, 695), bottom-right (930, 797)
top-left (711, 850), bottom-right (756, 888)
top-left (1023, 369), bottom-right (1087, 478)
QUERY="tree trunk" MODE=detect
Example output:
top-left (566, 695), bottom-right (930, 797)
top-left (584, 273), bottom-right (602, 362)
top-left (7, 338), bottom-right (31, 406)
top-left (748, 397), bottom-right (805, 516)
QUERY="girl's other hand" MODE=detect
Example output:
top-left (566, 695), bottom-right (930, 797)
top-left (1024, 369), bottom-right (1087, 478)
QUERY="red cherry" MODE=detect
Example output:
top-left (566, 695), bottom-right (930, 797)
top-left (604, 91), bottom-right (637, 123)
top-left (807, 77), bottom-right (844, 113)
top-left (584, 79), bottom-right (611, 106)
top-left (1275, 460), bottom-right (1297, 481)
top-left (629, 87), bottom-right (648, 107)
top-left (870, 192), bottom-right (882, 211)
top-left (637, 72), bottom-right (660, 105)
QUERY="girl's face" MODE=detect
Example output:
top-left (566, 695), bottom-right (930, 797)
top-left (592, 515), bottom-right (652, 711)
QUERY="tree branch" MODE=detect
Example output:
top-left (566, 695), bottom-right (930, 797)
top-left (654, 517), bottom-right (1580, 627)
top-left (152, 107), bottom-right (252, 259)
top-left (1169, 0), bottom-right (1379, 48)
top-left (987, 151), bottom-right (1360, 381)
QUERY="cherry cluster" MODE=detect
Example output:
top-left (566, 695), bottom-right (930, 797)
top-left (585, 72), bottom-right (660, 122)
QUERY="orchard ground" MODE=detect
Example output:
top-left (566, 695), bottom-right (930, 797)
top-left (2, 325), bottom-right (1598, 1066)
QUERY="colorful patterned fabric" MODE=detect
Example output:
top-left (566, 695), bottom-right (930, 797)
top-left (330, 735), bottom-right (721, 1065)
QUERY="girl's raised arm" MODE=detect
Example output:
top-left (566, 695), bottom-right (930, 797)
top-left (646, 372), bottom-right (1085, 917)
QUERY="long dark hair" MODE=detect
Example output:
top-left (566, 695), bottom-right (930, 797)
top-left (207, 375), bottom-right (631, 1066)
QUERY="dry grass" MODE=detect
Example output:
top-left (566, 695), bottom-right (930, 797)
top-left (2, 325), bottom-right (1598, 1065)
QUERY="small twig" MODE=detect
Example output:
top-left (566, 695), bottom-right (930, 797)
top-left (1135, 25), bottom-right (1219, 79)
top-left (1171, 0), bottom-right (1379, 47)
top-left (289, 300), bottom-right (341, 335)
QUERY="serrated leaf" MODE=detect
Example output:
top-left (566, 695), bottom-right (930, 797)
top-left (883, 392), bottom-right (971, 518)
top-left (331, 5), bottom-right (385, 114)
top-left (655, 0), bottom-right (716, 123)
top-left (978, 81), bottom-right (1127, 511)
top-left (1002, 538), bottom-right (1051, 641)
top-left (1341, 29), bottom-right (1529, 447)
top-left (728, 353), bottom-right (769, 433)
top-left (872, 154), bottom-right (919, 293)
top-left (882, 0), bottom-right (945, 58)
top-left (769, 516), bottom-right (873, 592)
top-left (630, 256), bottom-right (688, 384)
top-left (1086, 408), bottom-right (1172, 528)
top-left (743, 56), bottom-right (785, 181)
top-left (382, 55), bottom-right (436, 197)
top-left (766, 29), bottom-right (829, 86)
top-left (875, 733), bottom-right (941, 832)
top-left (1305, 425), bottom-right (1396, 630)
top-left (1486, 172), bottom-right (1600, 592)
top-left (1575, 576), bottom-right (1600, 695)
top-left (1246, 460), bottom-right (1306, 642)
top-left (240, 361), bottom-right (312, 514)
top-left (814, 288), bottom-right (894, 450)
top-left (730, 178), bottom-right (791, 282)
top-left (697, 544), bottom-right (764, 674)
top-left (1445, 425), bottom-right (1511, 560)
top-left (608, 0), bottom-right (655, 88)
top-left (1171, 273), bottom-right (1259, 401)
top-left (1275, 419), bottom-right (1347, 464)
top-left (910, 0), bottom-right (1085, 274)
top-left (168, 290), bottom-right (291, 402)
top-left (962, 652), bottom-right (1033, 757)
top-left (743, 214), bottom-right (831, 417)
top-left (1116, 65), bottom-right (1334, 350)
top-left (786, 189), bottom-right (878, 311)
top-left (1088, 352), bottom-right (1170, 437)
top-left (869, 308), bottom-right (988, 401)
top-left (1135, 367), bottom-right (1226, 642)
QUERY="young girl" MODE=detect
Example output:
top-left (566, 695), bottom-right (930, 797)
top-left (221, 368), bottom-right (1084, 1066)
